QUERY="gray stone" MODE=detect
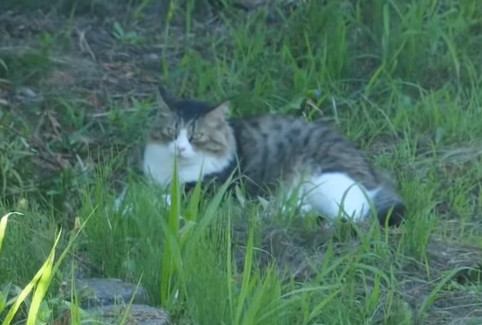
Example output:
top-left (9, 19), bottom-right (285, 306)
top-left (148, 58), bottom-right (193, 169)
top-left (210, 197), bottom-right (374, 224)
top-left (74, 278), bottom-right (150, 308)
top-left (15, 86), bottom-right (43, 104)
top-left (94, 304), bottom-right (170, 325)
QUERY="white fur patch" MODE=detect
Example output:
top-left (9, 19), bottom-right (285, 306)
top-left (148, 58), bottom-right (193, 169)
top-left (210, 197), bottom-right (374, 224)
top-left (298, 172), bottom-right (379, 221)
top-left (170, 129), bottom-right (195, 159)
top-left (143, 129), bottom-right (234, 187)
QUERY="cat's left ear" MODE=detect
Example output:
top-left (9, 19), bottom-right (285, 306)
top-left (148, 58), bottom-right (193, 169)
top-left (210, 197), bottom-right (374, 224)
top-left (156, 87), bottom-right (175, 116)
top-left (209, 101), bottom-right (231, 117)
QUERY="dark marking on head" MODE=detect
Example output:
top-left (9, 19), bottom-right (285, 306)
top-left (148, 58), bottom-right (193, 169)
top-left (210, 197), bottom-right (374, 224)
top-left (173, 100), bottom-right (217, 122)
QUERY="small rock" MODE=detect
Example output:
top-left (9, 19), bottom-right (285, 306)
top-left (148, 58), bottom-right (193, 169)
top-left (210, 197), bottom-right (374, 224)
top-left (18, 86), bottom-right (37, 98)
top-left (143, 53), bottom-right (160, 62)
top-left (73, 278), bottom-right (150, 308)
top-left (94, 304), bottom-right (170, 325)
top-left (15, 86), bottom-right (43, 104)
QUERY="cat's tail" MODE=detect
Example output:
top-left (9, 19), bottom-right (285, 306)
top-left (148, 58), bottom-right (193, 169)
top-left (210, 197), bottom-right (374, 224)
top-left (373, 187), bottom-right (406, 226)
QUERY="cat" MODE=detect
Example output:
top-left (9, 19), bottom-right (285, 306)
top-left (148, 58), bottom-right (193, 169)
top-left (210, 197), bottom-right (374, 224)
top-left (143, 91), bottom-right (405, 226)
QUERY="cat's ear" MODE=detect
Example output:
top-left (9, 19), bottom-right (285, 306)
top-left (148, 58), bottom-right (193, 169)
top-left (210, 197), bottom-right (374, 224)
top-left (208, 101), bottom-right (231, 118)
top-left (156, 85), bottom-right (174, 114)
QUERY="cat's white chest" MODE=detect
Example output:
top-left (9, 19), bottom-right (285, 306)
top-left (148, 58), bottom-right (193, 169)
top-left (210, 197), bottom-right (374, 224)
top-left (143, 143), bottom-right (175, 186)
top-left (143, 142), bottom-right (233, 187)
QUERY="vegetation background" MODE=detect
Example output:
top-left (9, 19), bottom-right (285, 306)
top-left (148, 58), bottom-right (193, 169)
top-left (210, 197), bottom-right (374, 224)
top-left (1, 0), bottom-right (482, 323)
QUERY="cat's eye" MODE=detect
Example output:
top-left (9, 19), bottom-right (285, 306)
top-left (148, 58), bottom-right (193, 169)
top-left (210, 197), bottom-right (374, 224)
top-left (191, 131), bottom-right (206, 142)
top-left (164, 126), bottom-right (176, 137)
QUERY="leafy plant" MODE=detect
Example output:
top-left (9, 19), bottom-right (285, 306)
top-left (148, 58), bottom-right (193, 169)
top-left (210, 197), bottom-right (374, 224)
top-left (112, 22), bottom-right (143, 45)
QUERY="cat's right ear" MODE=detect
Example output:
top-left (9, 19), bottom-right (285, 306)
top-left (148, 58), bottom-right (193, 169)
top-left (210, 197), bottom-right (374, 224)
top-left (209, 101), bottom-right (231, 117)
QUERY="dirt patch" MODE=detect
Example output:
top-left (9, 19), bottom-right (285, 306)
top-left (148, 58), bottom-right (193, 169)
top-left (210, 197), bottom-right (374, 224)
top-left (233, 222), bottom-right (482, 323)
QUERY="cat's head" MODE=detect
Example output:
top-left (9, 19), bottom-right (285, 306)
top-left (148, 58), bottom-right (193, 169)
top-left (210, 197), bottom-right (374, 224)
top-left (149, 93), bottom-right (235, 161)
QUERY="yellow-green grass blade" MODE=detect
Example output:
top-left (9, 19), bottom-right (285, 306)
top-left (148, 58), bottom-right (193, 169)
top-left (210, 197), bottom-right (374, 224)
top-left (0, 212), bottom-right (22, 252)
top-left (2, 258), bottom-right (45, 324)
top-left (1, 211), bottom-right (91, 325)
top-left (26, 230), bottom-right (61, 325)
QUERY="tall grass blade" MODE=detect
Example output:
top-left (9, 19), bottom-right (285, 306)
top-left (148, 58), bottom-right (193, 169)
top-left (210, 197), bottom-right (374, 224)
top-left (226, 212), bottom-right (234, 321)
top-left (119, 277), bottom-right (144, 325)
top-left (26, 230), bottom-right (61, 325)
top-left (2, 230), bottom-right (60, 325)
top-left (185, 180), bottom-right (202, 221)
top-left (417, 267), bottom-right (468, 320)
top-left (160, 160), bottom-right (183, 304)
top-left (441, 32), bottom-right (460, 80)
top-left (234, 226), bottom-right (254, 325)
top-left (0, 213), bottom-right (22, 252)
top-left (191, 174), bottom-right (233, 235)
top-left (307, 288), bottom-right (342, 323)
top-left (1, 210), bottom-right (92, 325)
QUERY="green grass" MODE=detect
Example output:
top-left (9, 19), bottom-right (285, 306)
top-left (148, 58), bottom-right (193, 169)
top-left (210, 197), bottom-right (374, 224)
top-left (1, 0), bottom-right (482, 323)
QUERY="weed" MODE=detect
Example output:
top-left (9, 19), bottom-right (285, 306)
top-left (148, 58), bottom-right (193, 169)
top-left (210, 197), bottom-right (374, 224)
top-left (112, 22), bottom-right (143, 45)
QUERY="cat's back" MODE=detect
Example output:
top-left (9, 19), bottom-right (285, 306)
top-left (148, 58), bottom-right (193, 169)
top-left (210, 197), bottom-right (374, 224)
top-left (233, 115), bottom-right (337, 155)
top-left (231, 114), bottom-right (379, 188)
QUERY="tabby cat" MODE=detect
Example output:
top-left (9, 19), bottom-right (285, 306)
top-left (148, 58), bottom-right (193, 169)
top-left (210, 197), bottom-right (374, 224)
top-left (143, 91), bottom-right (405, 226)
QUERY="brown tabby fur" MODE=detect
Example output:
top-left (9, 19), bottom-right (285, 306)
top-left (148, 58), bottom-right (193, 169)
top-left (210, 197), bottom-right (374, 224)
top-left (145, 93), bottom-right (405, 226)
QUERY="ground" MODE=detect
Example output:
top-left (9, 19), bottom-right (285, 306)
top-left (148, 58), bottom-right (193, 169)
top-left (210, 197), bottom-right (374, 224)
top-left (1, 0), bottom-right (482, 324)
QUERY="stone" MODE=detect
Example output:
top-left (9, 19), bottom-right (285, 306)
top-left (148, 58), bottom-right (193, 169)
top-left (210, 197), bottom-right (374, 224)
top-left (15, 86), bottom-right (43, 104)
top-left (94, 304), bottom-right (170, 325)
top-left (74, 278), bottom-right (150, 308)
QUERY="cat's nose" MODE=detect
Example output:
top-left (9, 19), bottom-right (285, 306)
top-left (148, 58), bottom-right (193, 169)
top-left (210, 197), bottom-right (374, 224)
top-left (176, 145), bottom-right (187, 153)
